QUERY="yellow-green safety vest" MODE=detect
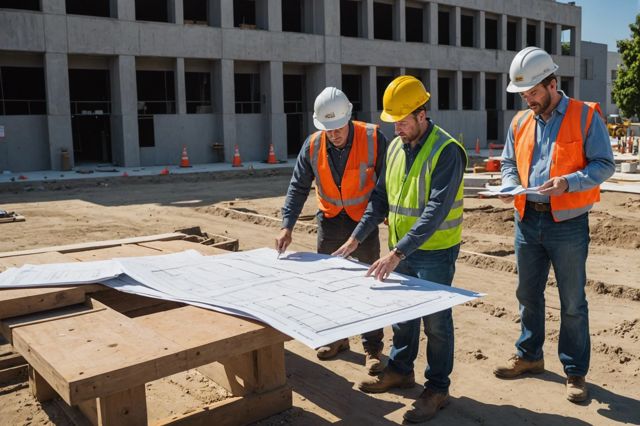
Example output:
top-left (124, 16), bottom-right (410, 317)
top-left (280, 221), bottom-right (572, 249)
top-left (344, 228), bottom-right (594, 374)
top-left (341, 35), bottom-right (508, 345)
top-left (386, 125), bottom-right (467, 251)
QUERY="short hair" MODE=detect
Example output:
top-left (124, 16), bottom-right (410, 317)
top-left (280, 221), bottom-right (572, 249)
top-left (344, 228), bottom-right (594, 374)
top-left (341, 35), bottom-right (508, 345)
top-left (541, 73), bottom-right (557, 87)
top-left (411, 102), bottom-right (428, 117)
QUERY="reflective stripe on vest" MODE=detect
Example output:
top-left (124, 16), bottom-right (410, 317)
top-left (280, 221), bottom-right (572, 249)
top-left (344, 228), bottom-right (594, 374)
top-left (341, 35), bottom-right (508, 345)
top-left (512, 98), bottom-right (601, 222)
top-left (309, 121), bottom-right (378, 221)
top-left (386, 126), bottom-right (467, 251)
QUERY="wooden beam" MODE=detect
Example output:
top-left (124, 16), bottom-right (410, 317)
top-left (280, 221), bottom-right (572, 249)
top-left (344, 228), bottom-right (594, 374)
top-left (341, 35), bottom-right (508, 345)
top-left (29, 366), bottom-right (58, 402)
top-left (96, 385), bottom-right (147, 426)
top-left (0, 364), bottom-right (27, 384)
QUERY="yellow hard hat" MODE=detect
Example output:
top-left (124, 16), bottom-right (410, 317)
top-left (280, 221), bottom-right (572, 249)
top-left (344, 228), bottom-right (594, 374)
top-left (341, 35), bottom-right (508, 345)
top-left (380, 75), bottom-right (431, 122)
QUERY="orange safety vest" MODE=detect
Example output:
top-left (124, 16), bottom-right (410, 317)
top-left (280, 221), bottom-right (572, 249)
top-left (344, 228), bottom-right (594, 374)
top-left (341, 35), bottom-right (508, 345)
top-left (309, 121), bottom-right (379, 221)
top-left (512, 98), bottom-right (602, 222)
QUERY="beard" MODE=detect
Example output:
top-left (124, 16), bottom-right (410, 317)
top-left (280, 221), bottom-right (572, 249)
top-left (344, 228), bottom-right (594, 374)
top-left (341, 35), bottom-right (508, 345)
top-left (528, 88), bottom-right (552, 115)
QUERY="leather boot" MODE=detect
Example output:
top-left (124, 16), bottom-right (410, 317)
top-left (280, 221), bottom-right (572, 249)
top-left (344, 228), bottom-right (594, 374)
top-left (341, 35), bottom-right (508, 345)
top-left (364, 349), bottom-right (384, 375)
top-left (316, 338), bottom-right (350, 360)
top-left (403, 388), bottom-right (450, 423)
top-left (358, 367), bottom-right (415, 393)
top-left (493, 355), bottom-right (544, 378)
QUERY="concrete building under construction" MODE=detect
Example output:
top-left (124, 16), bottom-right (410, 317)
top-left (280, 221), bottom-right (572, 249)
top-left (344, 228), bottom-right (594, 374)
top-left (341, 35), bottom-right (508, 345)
top-left (0, 0), bottom-right (583, 172)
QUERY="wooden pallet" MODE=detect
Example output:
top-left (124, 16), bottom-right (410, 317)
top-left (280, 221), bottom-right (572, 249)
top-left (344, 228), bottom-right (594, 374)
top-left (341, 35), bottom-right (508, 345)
top-left (0, 237), bottom-right (292, 426)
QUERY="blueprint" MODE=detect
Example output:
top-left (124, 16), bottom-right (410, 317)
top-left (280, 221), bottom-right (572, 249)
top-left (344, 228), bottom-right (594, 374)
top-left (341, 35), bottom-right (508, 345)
top-left (478, 184), bottom-right (541, 197)
top-left (0, 248), bottom-right (483, 348)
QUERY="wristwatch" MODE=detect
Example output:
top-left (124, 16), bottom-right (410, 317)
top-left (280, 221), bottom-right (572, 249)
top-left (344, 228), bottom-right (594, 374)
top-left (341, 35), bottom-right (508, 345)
top-left (392, 247), bottom-right (406, 260)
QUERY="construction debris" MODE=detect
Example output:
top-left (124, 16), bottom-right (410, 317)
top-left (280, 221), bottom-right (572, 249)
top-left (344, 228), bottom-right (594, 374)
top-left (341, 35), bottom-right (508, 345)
top-left (0, 210), bottom-right (24, 224)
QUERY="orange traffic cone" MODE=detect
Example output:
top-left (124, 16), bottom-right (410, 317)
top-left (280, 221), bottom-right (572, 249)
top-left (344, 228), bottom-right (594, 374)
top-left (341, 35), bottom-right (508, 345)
top-left (159, 167), bottom-right (170, 175)
top-left (122, 172), bottom-right (129, 177)
top-left (18, 175), bottom-right (28, 180)
top-left (232, 145), bottom-right (243, 167)
top-left (180, 145), bottom-right (191, 168)
top-left (266, 143), bottom-right (277, 164)
top-left (475, 138), bottom-right (480, 154)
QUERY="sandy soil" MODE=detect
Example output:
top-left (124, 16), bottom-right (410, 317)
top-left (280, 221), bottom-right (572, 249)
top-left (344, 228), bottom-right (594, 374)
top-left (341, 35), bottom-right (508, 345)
top-left (0, 170), bottom-right (638, 425)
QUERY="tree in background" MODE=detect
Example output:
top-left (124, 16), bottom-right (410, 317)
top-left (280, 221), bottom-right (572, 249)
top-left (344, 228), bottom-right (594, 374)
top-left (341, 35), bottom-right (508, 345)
top-left (612, 14), bottom-right (640, 119)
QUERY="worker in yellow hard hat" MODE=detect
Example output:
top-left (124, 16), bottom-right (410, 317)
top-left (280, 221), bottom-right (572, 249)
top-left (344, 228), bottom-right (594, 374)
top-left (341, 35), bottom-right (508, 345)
top-left (334, 75), bottom-right (468, 423)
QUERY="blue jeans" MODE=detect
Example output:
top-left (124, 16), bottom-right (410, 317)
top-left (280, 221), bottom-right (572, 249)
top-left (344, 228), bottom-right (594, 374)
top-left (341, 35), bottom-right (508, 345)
top-left (387, 244), bottom-right (459, 393)
top-left (514, 206), bottom-right (590, 377)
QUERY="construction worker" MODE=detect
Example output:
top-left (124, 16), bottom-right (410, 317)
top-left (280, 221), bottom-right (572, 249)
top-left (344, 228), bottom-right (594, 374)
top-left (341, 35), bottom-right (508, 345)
top-left (275, 87), bottom-right (388, 373)
top-left (333, 76), bottom-right (467, 423)
top-left (493, 47), bottom-right (615, 402)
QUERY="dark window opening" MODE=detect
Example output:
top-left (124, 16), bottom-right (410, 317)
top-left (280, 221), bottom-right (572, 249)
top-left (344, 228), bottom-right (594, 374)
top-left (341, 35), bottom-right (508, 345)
top-left (66, 0), bottom-right (110, 17)
top-left (341, 74), bottom-right (362, 115)
top-left (438, 11), bottom-right (450, 45)
top-left (282, 0), bottom-right (302, 32)
top-left (136, 70), bottom-right (175, 115)
top-left (376, 76), bottom-right (393, 111)
top-left (284, 74), bottom-right (305, 156)
top-left (506, 92), bottom-right (516, 110)
top-left (561, 79), bottom-right (571, 97)
top-left (462, 77), bottom-right (473, 110)
top-left (373, 2), bottom-right (393, 40)
top-left (138, 117), bottom-right (155, 147)
top-left (406, 6), bottom-right (423, 42)
top-left (340, 0), bottom-right (359, 37)
top-left (461, 15), bottom-right (474, 47)
top-left (184, 0), bottom-right (208, 24)
top-left (527, 24), bottom-right (537, 47)
top-left (0, 66), bottom-right (46, 115)
top-left (234, 0), bottom-right (256, 28)
top-left (544, 27), bottom-right (553, 53)
top-left (0, 0), bottom-right (39, 11)
top-left (234, 73), bottom-right (260, 114)
top-left (507, 21), bottom-right (517, 51)
top-left (485, 79), bottom-right (497, 110)
top-left (485, 18), bottom-right (498, 49)
top-left (186, 72), bottom-right (212, 114)
top-left (437, 77), bottom-right (450, 110)
top-left (135, 0), bottom-right (168, 22)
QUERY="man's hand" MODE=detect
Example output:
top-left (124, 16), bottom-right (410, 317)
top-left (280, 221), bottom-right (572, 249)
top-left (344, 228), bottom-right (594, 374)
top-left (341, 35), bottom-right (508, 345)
top-left (539, 177), bottom-right (568, 196)
top-left (332, 237), bottom-right (359, 258)
top-left (366, 251), bottom-right (401, 281)
top-left (275, 228), bottom-right (292, 254)
top-left (498, 195), bottom-right (514, 204)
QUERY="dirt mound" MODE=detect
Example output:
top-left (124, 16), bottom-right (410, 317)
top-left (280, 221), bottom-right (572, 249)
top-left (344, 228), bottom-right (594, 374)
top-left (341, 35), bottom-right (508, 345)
top-left (590, 211), bottom-right (640, 249)
top-left (596, 319), bottom-right (640, 342)
top-left (463, 206), bottom-right (515, 236)
top-left (618, 197), bottom-right (640, 209)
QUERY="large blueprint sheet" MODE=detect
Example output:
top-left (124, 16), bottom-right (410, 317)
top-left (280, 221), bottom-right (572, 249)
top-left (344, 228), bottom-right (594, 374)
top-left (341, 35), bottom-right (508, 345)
top-left (0, 248), bottom-right (483, 348)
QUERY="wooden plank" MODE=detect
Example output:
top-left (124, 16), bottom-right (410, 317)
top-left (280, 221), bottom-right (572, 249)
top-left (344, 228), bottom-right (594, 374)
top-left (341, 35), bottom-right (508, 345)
top-left (29, 365), bottom-right (58, 402)
top-left (95, 385), bottom-right (147, 426)
top-left (134, 306), bottom-right (289, 369)
top-left (156, 385), bottom-right (292, 426)
top-left (0, 214), bottom-right (25, 224)
top-left (137, 240), bottom-right (228, 256)
top-left (0, 352), bottom-right (26, 370)
top-left (0, 251), bottom-right (72, 271)
top-left (12, 308), bottom-right (188, 405)
top-left (68, 244), bottom-right (162, 262)
top-left (88, 290), bottom-right (183, 317)
top-left (0, 232), bottom-right (186, 259)
top-left (0, 364), bottom-right (27, 384)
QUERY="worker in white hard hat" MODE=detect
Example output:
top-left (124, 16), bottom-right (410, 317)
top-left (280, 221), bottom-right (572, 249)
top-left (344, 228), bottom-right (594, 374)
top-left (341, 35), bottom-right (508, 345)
top-left (493, 47), bottom-right (615, 403)
top-left (276, 87), bottom-right (388, 372)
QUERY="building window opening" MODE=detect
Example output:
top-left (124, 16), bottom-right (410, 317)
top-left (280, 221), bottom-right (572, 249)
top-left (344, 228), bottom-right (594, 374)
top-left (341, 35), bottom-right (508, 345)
top-left (135, 0), bottom-right (168, 22)
top-left (507, 92), bottom-right (516, 110)
top-left (136, 70), bottom-right (175, 147)
top-left (283, 74), bottom-right (305, 156)
top-left (373, 2), bottom-right (393, 40)
top-left (438, 11), bottom-right (450, 45)
top-left (234, 0), bottom-right (256, 28)
top-left (66, 0), bottom-right (110, 17)
top-left (462, 77), bottom-right (473, 110)
top-left (341, 74), bottom-right (362, 116)
top-left (485, 17), bottom-right (498, 49)
top-left (461, 14), bottom-right (474, 47)
top-left (405, 5), bottom-right (423, 42)
top-left (0, 66), bottom-right (46, 116)
top-left (234, 73), bottom-right (261, 114)
top-left (0, 0), bottom-right (39, 11)
top-left (485, 78), bottom-right (497, 110)
top-left (561, 28), bottom-right (573, 56)
top-left (527, 23), bottom-right (537, 47)
top-left (376, 75), bottom-right (394, 111)
top-left (282, 0), bottom-right (303, 33)
top-left (186, 72), bottom-right (212, 113)
top-left (561, 78), bottom-right (572, 97)
top-left (340, 0), bottom-right (360, 37)
top-left (506, 20), bottom-right (517, 51)
top-left (437, 77), bottom-right (450, 110)
top-left (544, 27), bottom-right (554, 54)
top-left (184, 0), bottom-right (208, 25)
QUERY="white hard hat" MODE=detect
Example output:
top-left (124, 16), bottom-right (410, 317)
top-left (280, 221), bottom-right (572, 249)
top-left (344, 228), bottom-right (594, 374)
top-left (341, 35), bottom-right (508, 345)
top-left (313, 87), bottom-right (353, 130)
top-left (507, 46), bottom-right (559, 93)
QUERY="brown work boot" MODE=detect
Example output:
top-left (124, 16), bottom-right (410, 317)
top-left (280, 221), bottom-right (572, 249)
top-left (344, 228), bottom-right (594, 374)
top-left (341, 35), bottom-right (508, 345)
top-left (403, 388), bottom-right (450, 423)
top-left (316, 338), bottom-right (350, 360)
top-left (566, 375), bottom-right (588, 403)
top-left (493, 355), bottom-right (545, 378)
top-left (358, 367), bottom-right (415, 393)
top-left (364, 349), bottom-right (384, 375)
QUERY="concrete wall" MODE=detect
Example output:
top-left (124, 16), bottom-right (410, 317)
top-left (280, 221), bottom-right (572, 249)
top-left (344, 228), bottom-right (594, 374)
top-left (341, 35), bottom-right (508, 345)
top-left (580, 41), bottom-right (607, 113)
top-left (235, 114), bottom-right (267, 162)
top-left (0, 116), bottom-right (49, 172)
top-left (607, 51), bottom-right (621, 116)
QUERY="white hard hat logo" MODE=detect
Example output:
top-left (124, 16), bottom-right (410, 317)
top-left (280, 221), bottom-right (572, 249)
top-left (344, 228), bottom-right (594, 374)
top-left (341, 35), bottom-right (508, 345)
top-left (313, 87), bottom-right (353, 131)
top-left (325, 112), bottom-right (335, 119)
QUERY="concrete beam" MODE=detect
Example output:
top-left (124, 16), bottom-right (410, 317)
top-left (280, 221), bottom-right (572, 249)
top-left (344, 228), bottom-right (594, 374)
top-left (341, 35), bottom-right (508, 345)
top-left (45, 53), bottom-right (72, 171)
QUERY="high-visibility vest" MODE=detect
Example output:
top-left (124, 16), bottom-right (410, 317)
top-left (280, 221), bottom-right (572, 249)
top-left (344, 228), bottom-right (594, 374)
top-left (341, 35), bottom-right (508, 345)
top-left (309, 121), bottom-right (379, 221)
top-left (512, 98), bottom-right (602, 222)
top-left (386, 125), bottom-right (467, 251)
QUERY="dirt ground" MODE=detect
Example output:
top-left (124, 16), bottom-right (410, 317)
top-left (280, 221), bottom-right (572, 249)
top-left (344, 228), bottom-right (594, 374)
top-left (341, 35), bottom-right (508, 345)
top-left (0, 169), bottom-right (639, 425)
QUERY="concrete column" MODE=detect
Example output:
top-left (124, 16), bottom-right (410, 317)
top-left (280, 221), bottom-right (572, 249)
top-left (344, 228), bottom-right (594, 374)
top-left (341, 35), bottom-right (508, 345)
top-left (175, 58), bottom-right (187, 114)
top-left (453, 6), bottom-right (461, 47)
top-left (518, 17), bottom-right (526, 49)
top-left (427, 2), bottom-right (438, 44)
top-left (499, 14), bottom-right (507, 50)
top-left (213, 59), bottom-right (236, 162)
top-left (45, 53), bottom-right (72, 170)
top-left (261, 61), bottom-right (286, 160)
top-left (322, 0), bottom-right (340, 36)
top-left (478, 11), bottom-right (485, 49)
top-left (211, 0), bottom-right (234, 29)
top-left (110, 55), bottom-right (140, 167)
top-left (572, 25), bottom-right (580, 57)
top-left (478, 71), bottom-right (485, 110)
top-left (308, 63), bottom-right (341, 100)
top-left (394, 0), bottom-right (406, 42)
top-left (498, 73), bottom-right (507, 110)
top-left (363, 0), bottom-right (374, 40)
top-left (428, 69), bottom-right (438, 112)
top-left (169, 0), bottom-right (184, 25)
top-left (455, 70), bottom-right (462, 110)
top-left (538, 20), bottom-right (545, 49)
top-left (113, 0), bottom-right (136, 20)
top-left (258, 0), bottom-right (281, 31)
top-left (554, 23), bottom-right (562, 56)
top-left (41, 0), bottom-right (65, 14)
top-left (362, 66), bottom-right (377, 122)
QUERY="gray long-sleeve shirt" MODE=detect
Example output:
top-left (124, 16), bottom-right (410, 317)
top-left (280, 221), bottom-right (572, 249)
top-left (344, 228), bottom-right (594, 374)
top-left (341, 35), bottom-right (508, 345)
top-left (352, 120), bottom-right (466, 257)
top-left (281, 121), bottom-right (389, 230)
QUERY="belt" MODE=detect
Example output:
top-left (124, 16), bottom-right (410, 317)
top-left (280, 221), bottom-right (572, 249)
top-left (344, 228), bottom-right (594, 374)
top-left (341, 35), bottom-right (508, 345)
top-left (526, 201), bottom-right (551, 212)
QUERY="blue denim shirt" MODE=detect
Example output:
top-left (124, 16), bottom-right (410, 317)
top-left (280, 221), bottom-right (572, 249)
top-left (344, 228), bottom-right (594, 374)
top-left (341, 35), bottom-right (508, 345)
top-left (501, 92), bottom-right (615, 203)
top-left (352, 120), bottom-right (465, 257)
top-left (281, 121), bottom-right (388, 230)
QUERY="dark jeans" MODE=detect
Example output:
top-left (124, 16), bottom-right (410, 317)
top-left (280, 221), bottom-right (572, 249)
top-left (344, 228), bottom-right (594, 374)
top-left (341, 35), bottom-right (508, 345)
top-left (317, 211), bottom-right (384, 352)
top-left (387, 244), bottom-right (460, 393)
top-left (514, 207), bottom-right (590, 377)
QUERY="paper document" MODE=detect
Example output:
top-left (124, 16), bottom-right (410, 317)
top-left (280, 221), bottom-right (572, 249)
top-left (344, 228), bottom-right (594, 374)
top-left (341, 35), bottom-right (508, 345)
top-left (478, 184), bottom-right (541, 197)
top-left (0, 260), bottom-right (122, 287)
